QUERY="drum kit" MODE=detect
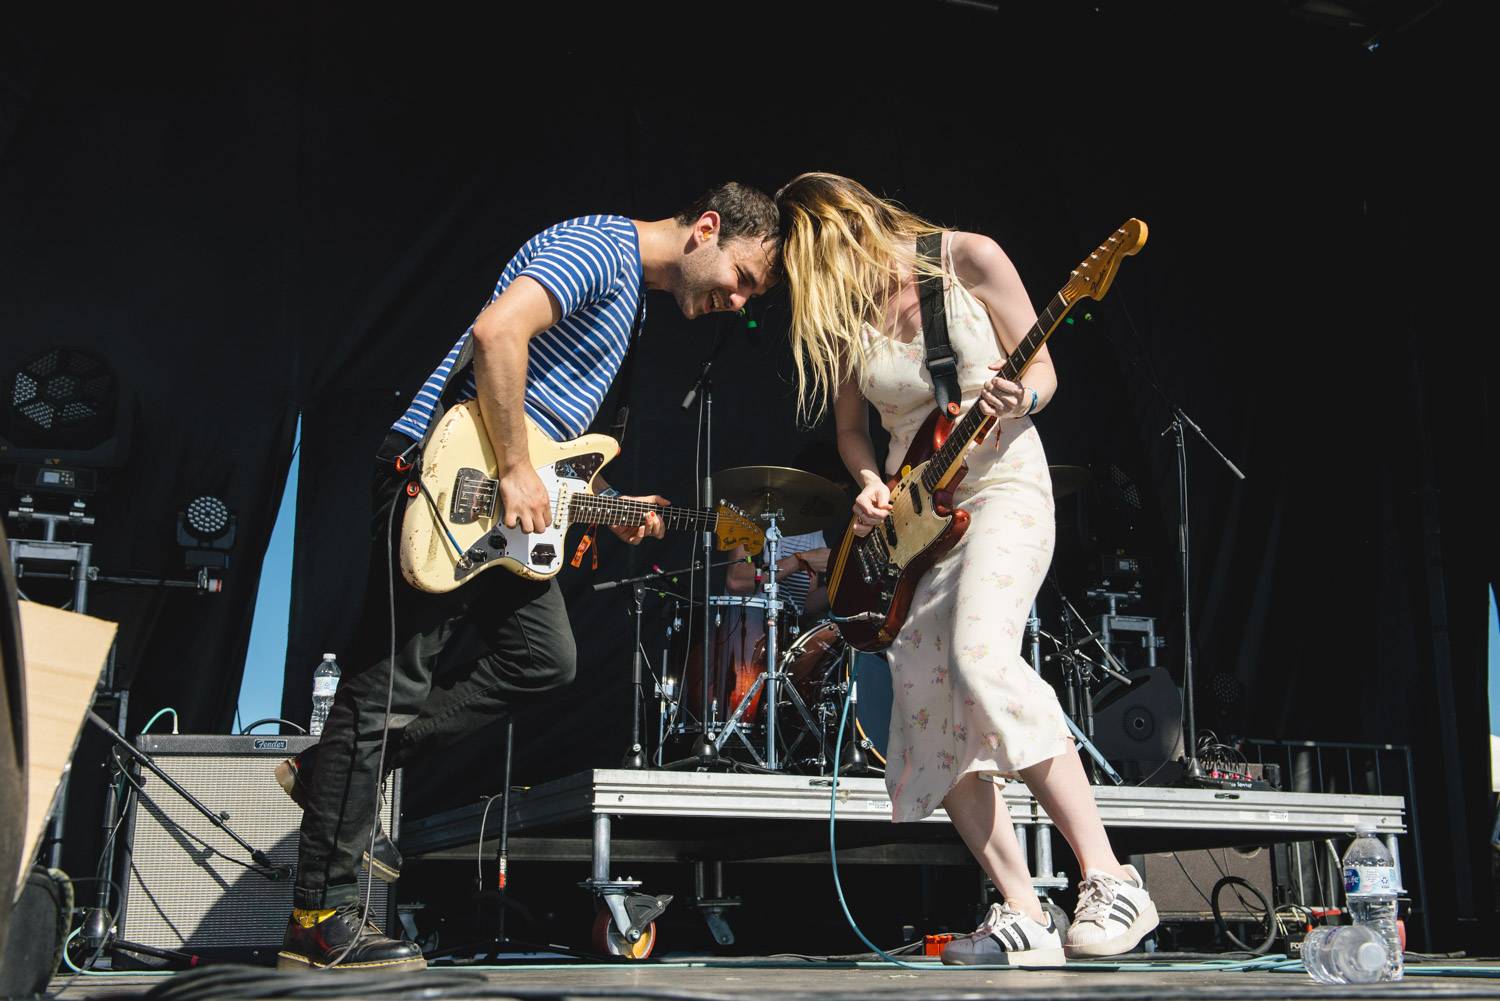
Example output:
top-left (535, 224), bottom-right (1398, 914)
top-left (641, 464), bottom-right (889, 774)
top-left (611, 461), bottom-right (1156, 780)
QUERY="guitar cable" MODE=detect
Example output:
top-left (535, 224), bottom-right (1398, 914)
top-left (827, 654), bottom-right (926, 970)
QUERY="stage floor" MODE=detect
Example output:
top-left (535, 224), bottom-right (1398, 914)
top-left (45, 956), bottom-right (1500, 1001)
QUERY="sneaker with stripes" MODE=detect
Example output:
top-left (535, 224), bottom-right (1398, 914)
top-left (940, 902), bottom-right (1066, 967)
top-left (1064, 865), bottom-right (1159, 957)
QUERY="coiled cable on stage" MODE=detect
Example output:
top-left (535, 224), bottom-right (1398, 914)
top-left (1210, 875), bottom-right (1276, 955)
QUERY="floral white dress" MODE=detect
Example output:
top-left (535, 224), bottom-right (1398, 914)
top-left (862, 236), bottom-right (1073, 823)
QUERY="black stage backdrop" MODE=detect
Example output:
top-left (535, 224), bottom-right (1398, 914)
top-left (1, 2), bottom-right (1493, 948)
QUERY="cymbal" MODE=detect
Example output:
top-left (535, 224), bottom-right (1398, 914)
top-left (1049, 465), bottom-right (1091, 500)
top-left (713, 465), bottom-right (847, 537)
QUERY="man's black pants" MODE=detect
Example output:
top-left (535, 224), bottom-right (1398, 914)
top-left (293, 436), bottom-right (576, 909)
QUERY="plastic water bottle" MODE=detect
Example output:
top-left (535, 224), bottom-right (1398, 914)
top-left (1343, 823), bottom-right (1403, 980)
top-left (309, 653), bottom-right (340, 737)
top-left (1301, 925), bottom-right (1388, 984)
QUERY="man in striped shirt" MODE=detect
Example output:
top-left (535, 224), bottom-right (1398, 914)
top-left (278, 184), bottom-right (779, 972)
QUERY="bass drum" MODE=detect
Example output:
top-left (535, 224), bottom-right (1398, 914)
top-left (784, 621), bottom-right (893, 766)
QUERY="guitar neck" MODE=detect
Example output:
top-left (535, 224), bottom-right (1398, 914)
top-left (920, 291), bottom-right (1074, 491)
top-left (567, 493), bottom-right (719, 531)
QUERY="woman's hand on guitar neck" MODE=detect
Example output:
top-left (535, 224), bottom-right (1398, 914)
top-left (851, 481), bottom-right (892, 537)
top-left (978, 363), bottom-right (1030, 419)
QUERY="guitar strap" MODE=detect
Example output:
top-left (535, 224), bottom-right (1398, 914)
top-left (604, 286), bottom-right (648, 446)
top-left (915, 232), bottom-right (961, 416)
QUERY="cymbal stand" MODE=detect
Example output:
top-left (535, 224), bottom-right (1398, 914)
top-left (1029, 600), bottom-right (1124, 786)
top-left (714, 510), bottom-right (821, 770)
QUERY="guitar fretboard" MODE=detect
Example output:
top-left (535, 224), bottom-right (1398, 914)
top-left (919, 291), bottom-right (1072, 491)
top-left (567, 493), bottom-right (721, 531)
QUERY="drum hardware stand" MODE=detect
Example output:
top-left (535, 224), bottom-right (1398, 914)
top-left (836, 646), bottom-right (871, 775)
top-left (1030, 591), bottom-right (1126, 786)
top-left (594, 561), bottom-right (708, 769)
top-left (713, 510), bottom-right (823, 771)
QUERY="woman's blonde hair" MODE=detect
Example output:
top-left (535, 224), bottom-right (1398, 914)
top-left (775, 172), bottom-right (946, 423)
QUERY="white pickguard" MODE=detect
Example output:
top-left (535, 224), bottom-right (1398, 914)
top-left (489, 465), bottom-right (587, 577)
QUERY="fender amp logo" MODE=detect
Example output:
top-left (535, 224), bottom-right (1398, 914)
top-left (253, 739), bottom-right (289, 750)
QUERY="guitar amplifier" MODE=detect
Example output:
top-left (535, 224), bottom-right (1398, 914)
top-left (1137, 847), bottom-right (1274, 922)
top-left (118, 735), bottom-right (399, 963)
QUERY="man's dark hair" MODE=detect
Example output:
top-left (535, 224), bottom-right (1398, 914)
top-left (676, 182), bottom-right (778, 246)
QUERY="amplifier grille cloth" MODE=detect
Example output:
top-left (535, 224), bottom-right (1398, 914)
top-left (120, 746), bottom-right (395, 953)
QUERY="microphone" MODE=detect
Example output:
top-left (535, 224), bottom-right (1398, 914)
top-left (680, 367), bottom-right (708, 410)
top-left (829, 611), bottom-right (884, 624)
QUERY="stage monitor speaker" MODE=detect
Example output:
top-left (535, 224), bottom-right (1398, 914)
top-left (118, 735), bottom-right (399, 964)
top-left (1090, 667), bottom-right (1185, 785)
top-left (1138, 847), bottom-right (1274, 922)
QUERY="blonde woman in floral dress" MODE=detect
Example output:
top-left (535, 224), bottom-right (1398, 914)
top-left (775, 173), bottom-right (1157, 966)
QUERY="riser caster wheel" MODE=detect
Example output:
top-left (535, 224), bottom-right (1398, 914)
top-left (592, 908), bottom-right (656, 959)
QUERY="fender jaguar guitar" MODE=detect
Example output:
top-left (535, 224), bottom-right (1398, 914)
top-left (401, 400), bottom-right (763, 593)
top-left (827, 219), bottom-right (1148, 651)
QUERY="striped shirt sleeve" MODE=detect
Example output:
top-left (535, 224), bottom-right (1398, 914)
top-left (519, 226), bottom-right (626, 318)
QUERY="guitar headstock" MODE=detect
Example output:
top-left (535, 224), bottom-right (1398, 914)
top-left (715, 503), bottom-right (764, 556)
top-left (1060, 219), bottom-right (1148, 306)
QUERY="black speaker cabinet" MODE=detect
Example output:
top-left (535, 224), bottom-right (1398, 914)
top-left (118, 735), bottom-right (399, 964)
top-left (1138, 847), bottom-right (1274, 922)
top-left (1090, 667), bottom-right (1186, 785)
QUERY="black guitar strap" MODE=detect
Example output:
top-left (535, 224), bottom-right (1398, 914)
top-left (605, 287), bottom-right (648, 446)
top-left (915, 232), bottom-right (961, 415)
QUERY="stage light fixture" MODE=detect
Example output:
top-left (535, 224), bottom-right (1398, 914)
top-left (1, 347), bottom-right (131, 498)
top-left (176, 495), bottom-right (236, 569)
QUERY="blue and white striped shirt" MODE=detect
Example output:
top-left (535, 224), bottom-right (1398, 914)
top-left (392, 215), bottom-right (645, 443)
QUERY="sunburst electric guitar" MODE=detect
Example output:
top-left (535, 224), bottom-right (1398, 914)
top-left (827, 219), bottom-right (1149, 651)
top-left (400, 400), bottom-right (763, 593)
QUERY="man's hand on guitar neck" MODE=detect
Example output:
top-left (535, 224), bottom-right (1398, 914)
top-left (593, 478), bottom-right (669, 545)
top-left (500, 463), bottom-right (552, 535)
top-left (608, 495), bottom-right (669, 545)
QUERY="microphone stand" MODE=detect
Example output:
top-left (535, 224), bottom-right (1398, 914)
top-left (1160, 404), bottom-right (1243, 777)
top-left (86, 711), bottom-right (285, 879)
top-left (592, 560), bottom-right (734, 769)
top-left (1114, 307), bottom-right (1246, 779)
top-left (674, 327), bottom-right (733, 770)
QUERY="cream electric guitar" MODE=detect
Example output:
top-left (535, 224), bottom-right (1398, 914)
top-left (400, 400), bottom-right (762, 593)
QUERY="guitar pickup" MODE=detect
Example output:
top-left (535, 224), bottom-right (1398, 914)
top-left (882, 517), bottom-right (897, 548)
top-left (909, 485), bottom-right (923, 515)
top-left (530, 543), bottom-right (557, 567)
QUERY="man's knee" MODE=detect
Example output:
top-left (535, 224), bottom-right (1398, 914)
top-left (532, 629), bottom-right (577, 690)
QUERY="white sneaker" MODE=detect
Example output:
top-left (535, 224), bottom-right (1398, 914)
top-left (940, 902), bottom-right (1066, 967)
top-left (1064, 865), bottom-right (1159, 957)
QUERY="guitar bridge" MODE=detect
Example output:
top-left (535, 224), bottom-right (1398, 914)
top-left (450, 468), bottom-right (493, 525)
